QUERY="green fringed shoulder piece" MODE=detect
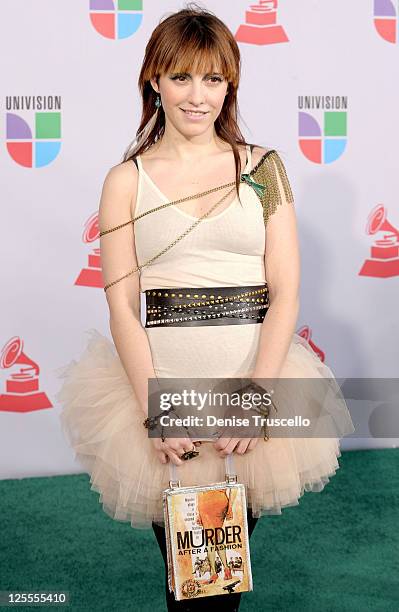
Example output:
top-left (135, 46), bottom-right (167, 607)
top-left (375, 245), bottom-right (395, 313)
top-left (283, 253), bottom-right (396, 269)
top-left (241, 149), bottom-right (294, 224)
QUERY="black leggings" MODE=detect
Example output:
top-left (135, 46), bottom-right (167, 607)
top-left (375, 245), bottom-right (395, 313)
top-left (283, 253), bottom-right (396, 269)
top-left (152, 508), bottom-right (259, 612)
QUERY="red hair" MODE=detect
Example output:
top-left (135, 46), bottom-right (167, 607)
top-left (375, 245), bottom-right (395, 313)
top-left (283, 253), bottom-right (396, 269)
top-left (122, 2), bottom-right (251, 200)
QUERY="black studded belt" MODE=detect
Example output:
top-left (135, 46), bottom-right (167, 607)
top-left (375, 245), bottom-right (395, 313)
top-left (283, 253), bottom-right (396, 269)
top-left (144, 283), bottom-right (269, 328)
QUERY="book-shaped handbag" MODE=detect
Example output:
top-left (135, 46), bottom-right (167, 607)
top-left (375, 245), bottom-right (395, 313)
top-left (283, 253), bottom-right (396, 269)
top-left (162, 455), bottom-right (253, 601)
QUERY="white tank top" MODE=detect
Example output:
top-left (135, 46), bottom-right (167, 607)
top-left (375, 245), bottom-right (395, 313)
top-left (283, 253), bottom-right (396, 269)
top-left (133, 144), bottom-right (266, 292)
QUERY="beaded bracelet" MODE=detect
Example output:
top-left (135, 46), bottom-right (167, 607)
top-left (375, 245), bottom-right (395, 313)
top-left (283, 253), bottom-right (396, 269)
top-left (143, 406), bottom-right (175, 431)
top-left (239, 381), bottom-right (278, 441)
top-left (143, 406), bottom-right (192, 442)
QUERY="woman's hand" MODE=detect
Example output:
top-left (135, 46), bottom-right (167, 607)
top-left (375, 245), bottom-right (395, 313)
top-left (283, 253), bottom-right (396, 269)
top-left (211, 380), bottom-right (274, 457)
top-left (213, 436), bottom-right (260, 457)
top-left (151, 437), bottom-right (202, 465)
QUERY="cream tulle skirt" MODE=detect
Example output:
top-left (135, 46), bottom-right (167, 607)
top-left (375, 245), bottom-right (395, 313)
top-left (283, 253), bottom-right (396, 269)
top-left (55, 325), bottom-right (354, 529)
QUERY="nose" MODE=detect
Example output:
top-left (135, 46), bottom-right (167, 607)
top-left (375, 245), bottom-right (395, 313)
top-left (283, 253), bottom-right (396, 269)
top-left (187, 78), bottom-right (206, 106)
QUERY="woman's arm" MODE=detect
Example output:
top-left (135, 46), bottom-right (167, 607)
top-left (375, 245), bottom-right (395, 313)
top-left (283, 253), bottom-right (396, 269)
top-left (99, 162), bottom-right (200, 465)
top-left (250, 147), bottom-right (301, 382)
top-left (214, 147), bottom-right (300, 459)
top-left (99, 161), bottom-right (157, 418)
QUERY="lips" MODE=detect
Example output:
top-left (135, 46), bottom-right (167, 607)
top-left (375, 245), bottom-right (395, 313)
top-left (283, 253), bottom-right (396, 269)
top-left (181, 108), bottom-right (208, 115)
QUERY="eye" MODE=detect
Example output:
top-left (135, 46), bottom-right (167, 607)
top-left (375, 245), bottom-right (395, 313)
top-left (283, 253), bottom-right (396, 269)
top-left (170, 74), bottom-right (187, 82)
top-left (170, 74), bottom-right (224, 83)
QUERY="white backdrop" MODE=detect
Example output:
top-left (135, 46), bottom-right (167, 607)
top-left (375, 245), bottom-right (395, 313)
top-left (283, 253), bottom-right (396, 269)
top-left (1, 0), bottom-right (398, 479)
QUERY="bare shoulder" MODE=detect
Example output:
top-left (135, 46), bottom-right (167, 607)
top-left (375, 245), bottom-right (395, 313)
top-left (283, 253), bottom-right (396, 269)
top-left (99, 160), bottom-right (138, 228)
top-left (102, 160), bottom-right (138, 196)
top-left (250, 145), bottom-right (269, 168)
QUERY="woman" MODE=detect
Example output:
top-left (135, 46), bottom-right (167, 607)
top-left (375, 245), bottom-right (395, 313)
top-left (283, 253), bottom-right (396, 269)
top-left (55, 4), bottom-right (354, 611)
top-left (195, 487), bottom-right (238, 584)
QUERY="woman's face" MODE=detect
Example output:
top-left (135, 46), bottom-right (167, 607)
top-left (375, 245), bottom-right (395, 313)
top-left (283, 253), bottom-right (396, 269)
top-left (150, 69), bottom-right (229, 137)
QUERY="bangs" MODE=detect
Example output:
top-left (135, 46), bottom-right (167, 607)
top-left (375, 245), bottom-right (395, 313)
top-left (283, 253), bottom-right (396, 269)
top-left (157, 28), bottom-right (237, 82)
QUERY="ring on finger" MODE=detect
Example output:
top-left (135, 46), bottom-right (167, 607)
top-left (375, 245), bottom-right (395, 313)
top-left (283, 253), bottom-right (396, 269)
top-left (180, 446), bottom-right (200, 461)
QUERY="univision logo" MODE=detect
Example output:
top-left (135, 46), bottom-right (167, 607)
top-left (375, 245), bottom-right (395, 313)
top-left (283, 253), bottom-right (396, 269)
top-left (298, 96), bottom-right (348, 164)
top-left (374, 0), bottom-right (398, 44)
top-left (6, 96), bottom-right (61, 168)
top-left (89, 0), bottom-right (143, 39)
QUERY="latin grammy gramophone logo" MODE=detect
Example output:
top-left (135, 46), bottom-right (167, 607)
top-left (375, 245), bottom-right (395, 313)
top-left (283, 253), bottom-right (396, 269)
top-left (297, 326), bottom-right (325, 362)
top-left (74, 212), bottom-right (104, 288)
top-left (373, 0), bottom-right (398, 44)
top-left (89, 0), bottom-right (143, 39)
top-left (0, 337), bottom-right (52, 413)
top-left (359, 204), bottom-right (399, 277)
top-left (235, 0), bottom-right (289, 46)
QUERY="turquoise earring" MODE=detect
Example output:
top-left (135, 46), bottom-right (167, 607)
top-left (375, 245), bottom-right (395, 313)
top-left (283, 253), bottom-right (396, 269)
top-left (155, 95), bottom-right (161, 109)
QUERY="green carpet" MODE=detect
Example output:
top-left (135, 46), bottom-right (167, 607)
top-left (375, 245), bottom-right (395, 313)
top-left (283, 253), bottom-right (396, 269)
top-left (1, 449), bottom-right (398, 611)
